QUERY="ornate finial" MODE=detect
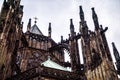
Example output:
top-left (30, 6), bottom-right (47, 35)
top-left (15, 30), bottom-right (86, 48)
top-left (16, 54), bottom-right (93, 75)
top-left (70, 19), bottom-right (75, 34)
top-left (70, 19), bottom-right (73, 25)
top-left (34, 17), bottom-right (38, 24)
top-left (27, 18), bottom-right (31, 32)
top-left (91, 7), bottom-right (99, 30)
top-left (48, 23), bottom-right (51, 31)
top-left (61, 36), bottom-right (63, 42)
top-left (48, 23), bottom-right (52, 38)
top-left (79, 6), bottom-right (84, 21)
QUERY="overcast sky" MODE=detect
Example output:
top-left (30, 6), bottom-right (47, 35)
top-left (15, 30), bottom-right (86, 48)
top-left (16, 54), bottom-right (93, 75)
top-left (0, 0), bottom-right (120, 63)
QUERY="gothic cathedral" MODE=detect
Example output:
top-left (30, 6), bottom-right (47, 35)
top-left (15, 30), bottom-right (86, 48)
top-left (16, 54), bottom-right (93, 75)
top-left (0, 0), bottom-right (120, 80)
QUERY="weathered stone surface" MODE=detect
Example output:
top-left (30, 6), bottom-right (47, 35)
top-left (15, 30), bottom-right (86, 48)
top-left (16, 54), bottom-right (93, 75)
top-left (0, 1), bottom-right (119, 80)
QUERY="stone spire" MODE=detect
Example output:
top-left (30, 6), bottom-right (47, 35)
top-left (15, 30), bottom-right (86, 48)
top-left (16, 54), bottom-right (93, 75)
top-left (48, 23), bottom-right (52, 38)
top-left (79, 6), bottom-right (84, 21)
top-left (79, 6), bottom-right (88, 40)
top-left (69, 18), bottom-right (81, 74)
top-left (27, 18), bottom-right (31, 32)
top-left (61, 36), bottom-right (63, 42)
top-left (70, 19), bottom-right (75, 36)
top-left (91, 7), bottom-right (99, 30)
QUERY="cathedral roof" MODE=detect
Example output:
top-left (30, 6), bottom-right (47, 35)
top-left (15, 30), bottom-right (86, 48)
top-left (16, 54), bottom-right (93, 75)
top-left (41, 58), bottom-right (69, 71)
top-left (30, 24), bottom-right (43, 35)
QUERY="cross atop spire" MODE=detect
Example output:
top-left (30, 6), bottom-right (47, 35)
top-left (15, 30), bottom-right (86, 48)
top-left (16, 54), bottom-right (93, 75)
top-left (34, 17), bottom-right (38, 24)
